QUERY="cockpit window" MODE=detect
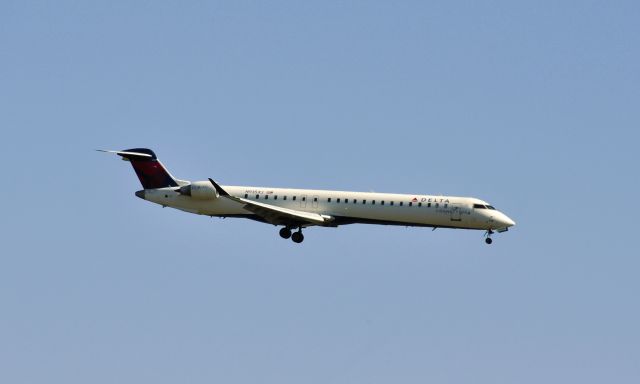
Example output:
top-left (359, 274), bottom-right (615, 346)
top-left (474, 204), bottom-right (496, 210)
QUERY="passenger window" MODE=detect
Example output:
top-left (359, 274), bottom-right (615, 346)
top-left (372, 200), bottom-right (376, 205)
top-left (435, 203), bottom-right (439, 208)
top-left (302, 197), bottom-right (306, 201)
top-left (265, 195), bottom-right (268, 199)
top-left (409, 202), bottom-right (413, 206)
top-left (293, 196), bottom-right (297, 201)
top-left (353, 199), bottom-right (357, 204)
top-left (313, 197), bottom-right (317, 202)
top-left (283, 196), bottom-right (287, 200)
top-left (381, 201), bottom-right (385, 205)
top-left (399, 202), bottom-right (403, 206)
top-left (390, 201), bottom-right (394, 206)
top-left (444, 204), bottom-right (447, 208)
top-left (274, 195), bottom-right (278, 200)
top-left (362, 200), bottom-right (366, 204)
top-left (244, 194), bottom-right (248, 198)
top-left (418, 202), bottom-right (422, 207)
top-left (328, 198), bottom-right (332, 202)
top-left (255, 194), bottom-right (259, 199)
top-left (345, 198), bottom-right (348, 204)
top-left (337, 198), bottom-right (341, 203)
top-left (427, 203), bottom-right (431, 208)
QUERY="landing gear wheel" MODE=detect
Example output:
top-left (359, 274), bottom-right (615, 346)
top-left (279, 227), bottom-right (292, 239)
top-left (291, 231), bottom-right (304, 243)
top-left (485, 237), bottom-right (493, 245)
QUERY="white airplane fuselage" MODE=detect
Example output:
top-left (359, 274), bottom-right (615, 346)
top-left (102, 148), bottom-right (516, 244)
top-left (140, 185), bottom-right (515, 231)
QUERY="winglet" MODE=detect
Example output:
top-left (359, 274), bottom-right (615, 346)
top-left (208, 178), bottom-right (230, 196)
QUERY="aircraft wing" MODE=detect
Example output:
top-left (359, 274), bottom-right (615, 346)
top-left (208, 179), bottom-right (333, 227)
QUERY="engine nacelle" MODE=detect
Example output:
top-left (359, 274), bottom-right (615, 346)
top-left (178, 181), bottom-right (219, 200)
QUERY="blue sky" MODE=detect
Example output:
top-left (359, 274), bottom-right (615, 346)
top-left (1, 1), bottom-right (639, 383)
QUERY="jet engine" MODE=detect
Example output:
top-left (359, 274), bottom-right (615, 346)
top-left (177, 181), bottom-right (219, 200)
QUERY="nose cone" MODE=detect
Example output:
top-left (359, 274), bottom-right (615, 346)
top-left (500, 214), bottom-right (516, 228)
top-left (135, 190), bottom-right (146, 199)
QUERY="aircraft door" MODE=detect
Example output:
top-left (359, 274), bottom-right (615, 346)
top-left (300, 194), bottom-right (307, 208)
top-left (450, 204), bottom-right (462, 222)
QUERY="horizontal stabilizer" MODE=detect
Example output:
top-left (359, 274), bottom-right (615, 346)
top-left (97, 149), bottom-right (154, 159)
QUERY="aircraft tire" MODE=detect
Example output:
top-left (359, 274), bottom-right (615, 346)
top-left (291, 232), bottom-right (304, 243)
top-left (279, 227), bottom-right (292, 239)
top-left (485, 237), bottom-right (493, 245)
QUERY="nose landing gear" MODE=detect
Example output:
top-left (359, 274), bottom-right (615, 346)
top-left (484, 230), bottom-right (494, 245)
top-left (279, 227), bottom-right (304, 243)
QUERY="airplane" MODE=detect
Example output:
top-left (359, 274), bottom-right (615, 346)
top-left (100, 148), bottom-right (515, 244)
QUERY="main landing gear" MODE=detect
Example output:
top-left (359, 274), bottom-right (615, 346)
top-left (484, 230), bottom-right (494, 245)
top-left (279, 227), bottom-right (304, 243)
top-left (279, 227), bottom-right (292, 239)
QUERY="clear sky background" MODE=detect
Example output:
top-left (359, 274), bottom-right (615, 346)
top-left (1, 1), bottom-right (639, 383)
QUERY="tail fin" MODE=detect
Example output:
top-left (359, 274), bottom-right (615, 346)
top-left (99, 148), bottom-right (179, 189)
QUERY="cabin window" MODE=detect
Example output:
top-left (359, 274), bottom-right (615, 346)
top-left (444, 203), bottom-right (448, 208)
top-left (302, 197), bottom-right (306, 201)
top-left (427, 202), bottom-right (431, 207)
top-left (372, 200), bottom-right (376, 205)
top-left (274, 195), bottom-right (278, 200)
top-left (293, 196), bottom-right (297, 201)
top-left (362, 200), bottom-right (366, 204)
top-left (381, 201), bottom-right (385, 205)
top-left (313, 197), bottom-right (318, 202)
top-left (418, 202), bottom-right (422, 207)
top-left (390, 201), bottom-right (394, 206)
top-left (345, 198), bottom-right (349, 204)
top-left (435, 203), bottom-right (439, 208)
top-left (328, 198), bottom-right (332, 203)
top-left (337, 198), bottom-right (341, 203)
top-left (244, 194), bottom-right (248, 198)
top-left (399, 202), bottom-right (403, 206)
top-left (283, 196), bottom-right (287, 200)
top-left (255, 194), bottom-right (259, 199)
top-left (265, 195), bottom-right (268, 200)
top-left (409, 202), bottom-right (413, 206)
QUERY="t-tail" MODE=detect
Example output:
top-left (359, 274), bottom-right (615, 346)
top-left (98, 148), bottom-right (180, 189)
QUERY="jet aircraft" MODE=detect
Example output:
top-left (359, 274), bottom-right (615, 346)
top-left (100, 148), bottom-right (515, 244)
